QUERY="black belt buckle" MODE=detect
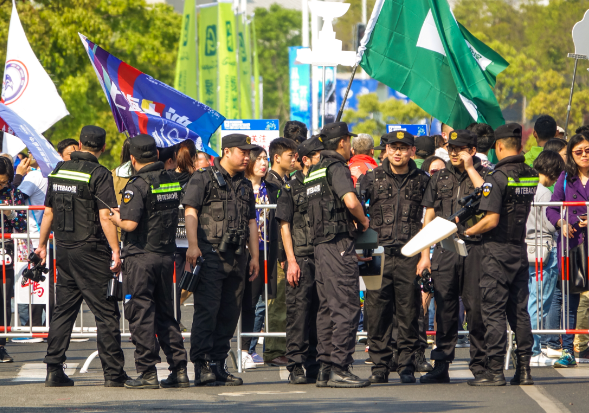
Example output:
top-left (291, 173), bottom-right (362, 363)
top-left (385, 246), bottom-right (401, 256)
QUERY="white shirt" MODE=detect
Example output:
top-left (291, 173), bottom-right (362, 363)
top-left (18, 169), bottom-right (48, 247)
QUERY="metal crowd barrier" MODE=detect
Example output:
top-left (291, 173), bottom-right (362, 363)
top-left (4, 202), bottom-right (589, 374)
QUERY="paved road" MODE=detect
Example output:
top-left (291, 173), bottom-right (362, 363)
top-left (1, 305), bottom-right (588, 412)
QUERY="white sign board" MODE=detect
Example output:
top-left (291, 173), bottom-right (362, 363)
top-left (221, 120), bottom-right (280, 153)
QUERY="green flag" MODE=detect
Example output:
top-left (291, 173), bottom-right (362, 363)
top-left (174, 0), bottom-right (197, 98)
top-left (238, 16), bottom-right (253, 119)
top-left (359, 0), bottom-right (508, 129)
top-left (218, 2), bottom-right (239, 121)
top-left (198, 4), bottom-right (219, 153)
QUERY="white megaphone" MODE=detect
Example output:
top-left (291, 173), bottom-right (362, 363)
top-left (401, 217), bottom-right (467, 257)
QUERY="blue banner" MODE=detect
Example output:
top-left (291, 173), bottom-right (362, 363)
top-left (288, 47), bottom-right (311, 130)
top-left (0, 103), bottom-right (61, 176)
top-left (386, 124), bottom-right (428, 136)
top-left (336, 79), bottom-right (378, 112)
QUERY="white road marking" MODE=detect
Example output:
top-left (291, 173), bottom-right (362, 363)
top-left (520, 385), bottom-right (571, 413)
top-left (554, 366), bottom-right (589, 378)
top-left (279, 366), bottom-right (290, 380)
top-left (14, 363), bottom-right (78, 382)
top-left (219, 391), bottom-right (306, 397)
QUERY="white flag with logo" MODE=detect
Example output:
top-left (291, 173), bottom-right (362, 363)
top-left (1, 1), bottom-right (68, 133)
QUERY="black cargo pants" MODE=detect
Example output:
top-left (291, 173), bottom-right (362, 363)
top-left (124, 252), bottom-right (187, 373)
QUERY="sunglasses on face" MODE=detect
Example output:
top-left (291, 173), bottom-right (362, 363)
top-left (387, 145), bottom-right (410, 153)
top-left (573, 147), bottom-right (589, 156)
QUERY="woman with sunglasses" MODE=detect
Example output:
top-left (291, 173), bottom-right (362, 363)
top-left (546, 133), bottom-right (589, 368)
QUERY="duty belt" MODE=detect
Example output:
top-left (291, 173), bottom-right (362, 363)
top-left (384, 246), bottom-right (403, 256)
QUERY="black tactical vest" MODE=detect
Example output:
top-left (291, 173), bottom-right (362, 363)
top-left (485, 161), bottom-right (538, 244)
top-left (368, 162), bottom-right (429, 246)
top-left (121, 167), bottom-right (182, 254)
top-left (305, 157), bottom-right (356, 245)
top-left (48, 159), bottom-right (103, 242)
top-left (285, 171), bottom-right (314, 256)
top-left (433, 160), bottom-right (490, 242)
top-left (197, 166), bottom-right (253, 245)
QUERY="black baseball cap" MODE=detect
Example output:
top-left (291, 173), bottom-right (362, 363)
top-left (319, 122), bottom-right (357, 142)
top-left (375, 130), bottom-right (415, 150)
top-left (80, 125), bottom-right (106, 149)
top-left (447, 130), bottom-right (477, 147)
top-left (130, 134), bottom-right (158, 162)
top-left (222, 133), bottom-right (260, 150)
top-left (495, 123), bottom-right (522, 141)
top-left (415, 135), bottom-right (435, 157)
top-left (297, 137), bottom-right (324, 158)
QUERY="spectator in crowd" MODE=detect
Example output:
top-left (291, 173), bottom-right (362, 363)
top-left (544, 139), bottom-right (567, 163)
top-left (196, 152), bottom-right (211, 168)
top-left (349, 133), bottom-right (377, 185)
top-left (526, 151), bottom-right (565, 365)
top-left (434, 134), bottom-right (449, 161)
top-left (284, 121), bottom-right (308, 144)
top-left (440, 123), bottom-right (454, 143)
top-left (525, 115), bottom-right (557, 167)
top-left (413, 136), bottom-right (435, 169)
top-left (575, 125), bottom-right (589, 136)
top-left (421, 155), bottom-right (445, 175)
top-left (378, 150), bottom-right (385, 165)
top-left (468, 123), bottom-right (496, 169)
top-left (546, 133), bottom-right (589, 368)
top-left (241, 146), bottom-right (279, 369)
top-left (159, 145), bottom-right (178, 171)
top-left (173, 140), bottom-right (199, 330)
top-left (111, 139), bottom-right (132, 206)
top-left (0, 155), bottom-right (29, 361)
top-left (56, 139), bottom-right (79, 162)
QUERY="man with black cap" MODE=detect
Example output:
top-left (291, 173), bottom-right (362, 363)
top-left (183, 134), bottom-right (260, 386)
top-left (36, 125), bottom-right (128, 387)
top-left (419, 130), bottom-right (492, 384)
top-left (305, 122), bottom-right (370, 388)
top-left (109, 134), bottom-right (188, 389)
top-left (463, 123), bottom-right (537, 386)
top-left (360, 130), bottom-right (431, 384)
top-left (414, 135), bottom-right (435, 169)
top-left (275, 137), bottom-right (323, 384)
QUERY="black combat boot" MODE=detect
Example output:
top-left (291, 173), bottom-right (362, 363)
top-left (399, 369), bottom-right (416, 384)
top-left (316, 362), bottom-right (331, 387)
top-left (45, 364), bottom-right (74, 387)
top-left (419, 361), bottom-right (450, 384)
top-left (161, 365), bottom-right (190, 388)
top-left (194, 359), bottom-right (216, 386)
top-left (510, 355), bottom-right (534, 385)
top-left (468, 357), bottom-right (506, 386)
top-left (414, 349), bottom-right (434, 373)
top-left (288, 364), bottom-right (307, 384)
top-left (210, 359), bottom-right (243, 386)
top-left (305, 361), bottom-right (320, 383)
top-left (104, 373), bottom-right (131, 387)
top-left (368, 367), bottom-right (389, 384)
top-left (327, 364), bottom-right (371, 388)
top-left (124, 369), bottom-right (159, 389)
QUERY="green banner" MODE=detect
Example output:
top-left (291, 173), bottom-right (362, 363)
top-left (218, 2), bottom-right (239, 121)
top-left (238, 15), bottom-right (253, 119)
top-left (198, 4), bottom-right (219, 153)
top-left (174, 0), bottom-right (197, 99)
top-left (252, 17), bottom-right (260, 119)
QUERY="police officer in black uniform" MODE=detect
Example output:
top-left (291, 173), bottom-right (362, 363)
top-left (275, 137), bottom-right (324, 384)
top-left (37, 126), bottom-right (127, 387)
top-left (108, 134), bottom-right (188, 389)
top-left (419, 130), bottom-right (491, 384)
top-left (183, 134), bottom-right (260, 386)
top-left (360, 131), bottom-right (430, 384)
top-left (306, 122), bottom-right (371, 388)
top-left (464, 123), bottom-right (537, 386)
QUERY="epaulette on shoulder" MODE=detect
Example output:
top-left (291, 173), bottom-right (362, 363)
top-left (128, 176), bottom-right (139, 183)
top-left (197, 167), bottom-right (207, 173)
top-left (284, 183), bottom-right (291, 191)
top-left (487, 171), bottom-right (494, 176)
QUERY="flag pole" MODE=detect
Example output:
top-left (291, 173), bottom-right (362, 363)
top-left (564, 53), bottom-right (588, 138)
top-left (335, 63), bottom-right (358, 122)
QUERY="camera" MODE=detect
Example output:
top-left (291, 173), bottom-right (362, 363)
top-left (21, 252), bottom-right (49, 286)
top-left (417, 269), bottom-right (434, 294)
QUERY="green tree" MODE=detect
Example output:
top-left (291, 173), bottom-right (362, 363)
top-left (0, 0), bottom-right (181, 169)
top-left (343, 93), bottom-right (429, 136)
top-left (253, 4), bottom-right (301, 129)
